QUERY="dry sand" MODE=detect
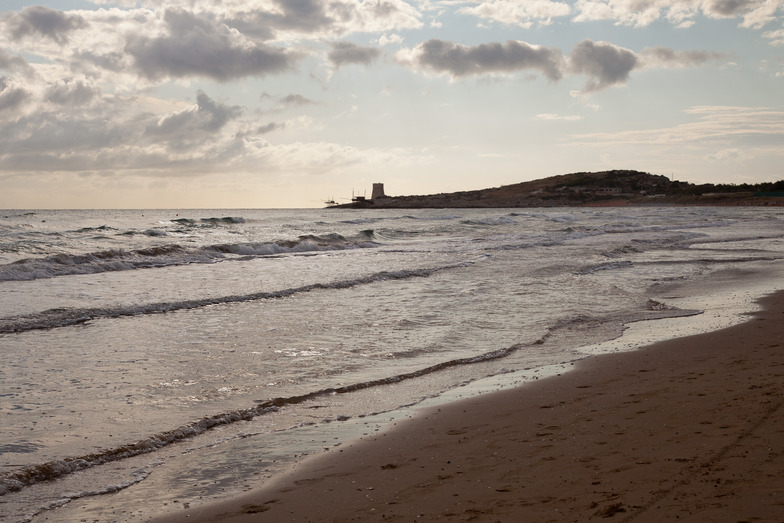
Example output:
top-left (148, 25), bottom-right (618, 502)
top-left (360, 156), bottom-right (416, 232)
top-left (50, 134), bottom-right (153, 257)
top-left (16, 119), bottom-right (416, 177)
top-left (158, 292), bottom-right (784, 522)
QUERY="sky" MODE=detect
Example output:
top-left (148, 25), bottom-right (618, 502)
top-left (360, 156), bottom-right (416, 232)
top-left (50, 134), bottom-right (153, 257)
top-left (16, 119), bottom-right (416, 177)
top-left (0, 1), bottom-right (783, 209)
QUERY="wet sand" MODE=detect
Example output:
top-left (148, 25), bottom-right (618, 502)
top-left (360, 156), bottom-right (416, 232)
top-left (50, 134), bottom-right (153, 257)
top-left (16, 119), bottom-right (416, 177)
top-left (158, 291), bottom-right (784, 522)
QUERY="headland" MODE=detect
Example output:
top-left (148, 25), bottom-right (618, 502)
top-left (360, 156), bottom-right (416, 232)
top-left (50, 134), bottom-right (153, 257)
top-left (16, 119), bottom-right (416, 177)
top-left (332, 170), bottom-right (784, 208)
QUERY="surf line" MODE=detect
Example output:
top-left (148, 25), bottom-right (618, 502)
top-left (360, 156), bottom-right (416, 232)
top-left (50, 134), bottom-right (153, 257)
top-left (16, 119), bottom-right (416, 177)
top-left (0, 330), bottom-right (555, 497)
top-left (0, 264), bottom-right (469, 334)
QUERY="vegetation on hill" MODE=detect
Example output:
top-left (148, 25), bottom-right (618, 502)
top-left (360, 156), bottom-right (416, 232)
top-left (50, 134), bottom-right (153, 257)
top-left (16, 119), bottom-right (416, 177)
top-left (335, 170), bottom-right (784, 209)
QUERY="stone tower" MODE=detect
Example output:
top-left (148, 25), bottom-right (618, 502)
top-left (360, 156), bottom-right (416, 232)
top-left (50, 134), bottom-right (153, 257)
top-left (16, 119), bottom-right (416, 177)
top-left (371, 183), bottom-right (386, 200)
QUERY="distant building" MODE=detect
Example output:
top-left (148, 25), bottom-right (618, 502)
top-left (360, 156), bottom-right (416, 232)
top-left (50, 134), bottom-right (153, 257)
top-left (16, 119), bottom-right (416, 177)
top-left (371, 183), bottom-right (386, 200)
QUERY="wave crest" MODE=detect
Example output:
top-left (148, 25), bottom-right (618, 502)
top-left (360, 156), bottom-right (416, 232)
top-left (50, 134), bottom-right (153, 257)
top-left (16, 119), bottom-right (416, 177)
top-left (0, 234), bottom-right (378, 282)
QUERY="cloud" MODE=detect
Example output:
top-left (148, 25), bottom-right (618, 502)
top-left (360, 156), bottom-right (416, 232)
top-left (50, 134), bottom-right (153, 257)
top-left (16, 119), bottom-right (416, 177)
top-left (215, 0), bottom-right (423, 40)
top-left (145, 91), bottom-right (242, 144)
top-left (764, 27), bottom-right (784, 44)
top-left (567, 40), bottom-right (639, 92)
top-left (458, 0), bottom-right (572, 28)
top-left (398, 37), bottom-right (717, 92)
top-left (125, 9), bottom-right (298, 81)
top-left (740, 0), bottom-right (784, 29)
top-left (328, 41), bottom-right (382, 67)
top-left (640, 47), bottom-right (723, 67)
top-left (397, 39), bottom-right (563, 80)
top-left (45, 79), bottom-right (99, 107)
top-left (236, 121), bottom-right (285, 138)
top-left (3, 5), bottom-right (88, 44)
top-left (570, 105), bottom-right (784, 145)
top-left (537, 113), bottom-right (583, 120)
top-left (257, 122), bottom-right (283, 134)
top-left (571, 0), bottom-right (784, 30)
top-left (0, 89), bottom-right (248, 174)
top-left (261, 92), bottom-right (317, 111)
top-left (265, 0), bottom-right (334, 33)
top-left (707, 147), bottom-right (750, 163)
top-left (0, 77), bottom-right (31, 114)
top-left (0, 49), bottom-right (31, 73)
top-left (378, 33), bottom-right (404, 46)
top-left (280, 93), bottom-right (316, 107)
top-left (704, 0), bottom-right (757, 18)
top-left (572, 0), bottom-right (681, 26)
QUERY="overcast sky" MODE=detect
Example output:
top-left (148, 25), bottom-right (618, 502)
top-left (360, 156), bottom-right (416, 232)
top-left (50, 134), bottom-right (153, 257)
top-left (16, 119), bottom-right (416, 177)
top-left (1, 0), bottom-right (782, 208)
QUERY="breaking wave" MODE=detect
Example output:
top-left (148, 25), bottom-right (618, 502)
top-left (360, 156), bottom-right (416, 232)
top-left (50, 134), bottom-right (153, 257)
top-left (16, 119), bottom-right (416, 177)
top-left (0, 234), bottom-right (378, 282)
top-left (0, 296), bottom-right (701, 498)
top-left (0, 334), bottom-right (542, 497)
top-left (0, 265), bottom-right (463, 333)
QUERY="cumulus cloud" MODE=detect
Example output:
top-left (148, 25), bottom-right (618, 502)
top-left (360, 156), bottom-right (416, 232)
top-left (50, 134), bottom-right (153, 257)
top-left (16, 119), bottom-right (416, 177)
top-left (704, 0), bottom-right (757, 18)
top-left (765, 27), bottom-right (784, 45)
top-left (125, 8), bottom-right (298, 81)
top-left (45, 79), bottom-right (99, 107)
top-left (571, 0), bottom-right (783, 29)
top-left (220, 0), bottom-right (423, 40)
top-left (458, 0), bottom-right (572, 28)
top-left (397, 39), bottom-right (563, 80)
top-left (145, 91), bottom-right (242, 144)
top-left (397, 37), bottom-right (718, 92)
top-left (265, 0), bottom-right (334, 33)
top-left (0, 89), bottom-right (251, 173)
top-left (0, 49), bottom-right (30, 73)
top-left (740, 0), bottom-right (784, 29)
top-left (378, 33), bottom-right (404, 46)
top-left (328, 41), bottom-right (382, 67)
top-left (3, 5), bottom-right (88, 44)
top-left (0, 77), bottom-right (31, 114)
top-left (567, 40), bottom-right (639, 92)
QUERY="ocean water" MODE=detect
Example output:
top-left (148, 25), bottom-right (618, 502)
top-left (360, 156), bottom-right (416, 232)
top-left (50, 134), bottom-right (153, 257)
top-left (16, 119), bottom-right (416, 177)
top-left (1, 206), bottom-right (783, 522)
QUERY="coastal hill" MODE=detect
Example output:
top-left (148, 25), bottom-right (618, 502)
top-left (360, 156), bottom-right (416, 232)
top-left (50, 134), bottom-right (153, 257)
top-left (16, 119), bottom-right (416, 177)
top-left (334, 170), bottom-right (784, 208)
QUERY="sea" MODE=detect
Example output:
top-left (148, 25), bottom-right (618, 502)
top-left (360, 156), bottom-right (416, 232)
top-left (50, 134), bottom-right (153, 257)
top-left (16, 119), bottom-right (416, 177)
top-left (1, 206), bottom-right (783, 522)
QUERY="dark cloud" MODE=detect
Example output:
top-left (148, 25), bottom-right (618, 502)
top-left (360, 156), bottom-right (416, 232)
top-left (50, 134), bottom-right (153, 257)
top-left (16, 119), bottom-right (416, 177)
top-left (0, 77), bottom-right (30, 113)
top-left (0, 90), bottom-right (248, 173)
top-left (144, 90), bottom-right (242, 149)
top-left (194, 91), bottom-right (242, 132)
top-left (0, 110), bottom-right (124, 157)
top-left (704, 0), bottom-right (757, 17)
top-left (568, 40), bottom-right (639, 92)
top-left (45, 79), bottom-right (98, 107)
top-left (409, 39), bottom-right (563, 80)
top-left (125, 9), bottom-right (298, 81)
top-left (237, 122), bottom-right (285, 137)
top-left (280, 94), bottom-right (315, 107)
top-left (73, 50), bottom-right (128, 74)
top-left (0, 49), bottom-right (30, 73)
top-left (222, 0), bottom-right (332, 40)
top-left (4, 6), bottom-right (87, 44)
top-left (257, 122), bottom-right (283, 134)
top-left (270, 0), bottom-right (333, 32)
top-left (328, 42), bottom-right (382, 67)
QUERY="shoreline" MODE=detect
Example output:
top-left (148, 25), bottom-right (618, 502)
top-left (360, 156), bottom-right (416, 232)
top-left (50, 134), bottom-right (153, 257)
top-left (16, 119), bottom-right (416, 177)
top-left (157, 290), bottom-right (784, 522)
top-left (332, 200), bottom-right (784, 209)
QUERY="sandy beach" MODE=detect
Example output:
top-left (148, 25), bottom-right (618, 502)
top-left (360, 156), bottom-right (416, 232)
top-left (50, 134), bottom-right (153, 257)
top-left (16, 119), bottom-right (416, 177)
top-left (158, 291), bottom-right (784, 522)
